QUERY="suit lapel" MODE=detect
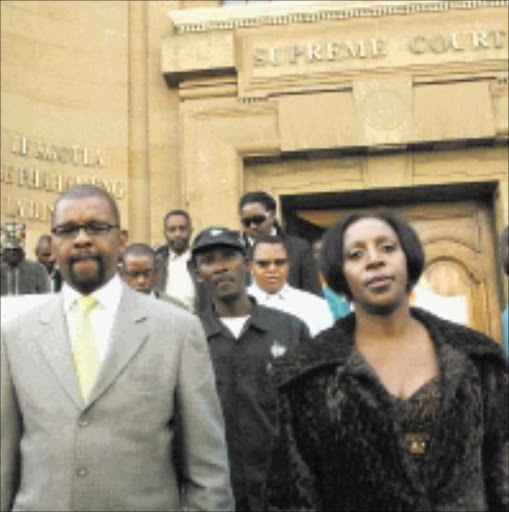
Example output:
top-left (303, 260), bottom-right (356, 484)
top-left (36, 296), bottom-right (83, 409)
top-left (86, 286), bottom-right (150, 406)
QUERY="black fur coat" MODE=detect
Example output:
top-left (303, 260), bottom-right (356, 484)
top-left (266, 308), bottom-right (508, 511)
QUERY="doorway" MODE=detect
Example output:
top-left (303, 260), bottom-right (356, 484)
top-left (280, 182), bottom-right (503, 342)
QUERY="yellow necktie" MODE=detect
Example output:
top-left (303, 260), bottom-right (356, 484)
top-left (73, 295), bottom-right (99, 400)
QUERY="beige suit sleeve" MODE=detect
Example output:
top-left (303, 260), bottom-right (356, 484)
top-left (175, 316), bottom-right (234, 512)
top-left (1, 331), bottom-right (22, 512)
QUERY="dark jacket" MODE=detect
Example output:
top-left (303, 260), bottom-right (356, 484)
top-left (282, 234), bottom-right (321, 296)
top-left (243, 231), bottom-right (321, 296)
top-left (1, 258), bottom-right (50, 296)
top-left (48, 268), bottom-right (62, 292)
top-left (153, 245), bottom-right (209, 313)
top-left (199, 301), bottom-right (311, 512)
top-left (267, 308), bottom-right (508, 512)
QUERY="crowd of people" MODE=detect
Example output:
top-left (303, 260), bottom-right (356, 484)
top-left (0, 184), bottom-right (508, 511)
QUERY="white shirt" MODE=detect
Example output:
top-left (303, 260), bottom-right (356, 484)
top-left (248, 282), bottom-right (334, 337)
top-left (220, 316), bottom-right (250, 338)
top-left (62, 273), bottom-right (123, 363)
top-left (165, 249), bottom-right (195, 310)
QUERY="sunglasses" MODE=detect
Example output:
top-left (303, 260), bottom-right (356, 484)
top-left (241, 213), bottom-right (269, 228)
top-left (253, 258), bottom-right (288, 269)
top-left (124, 270), bottom-right (155, 279)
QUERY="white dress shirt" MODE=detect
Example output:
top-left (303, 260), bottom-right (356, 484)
top-left (62, 273), bottom-right (123, 363)
top-left (165, 249), bottom-right (195, 310)
top-left (248, 282), bottom-right (334, 337)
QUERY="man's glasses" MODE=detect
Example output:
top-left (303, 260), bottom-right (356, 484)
top-left (51, 221), bottom-right (119, 238)
top-left (241, 213), bottom-right (269, 228)
top-left (124, 270), bottom-right (155, 279)
top-left (253, 258), bottom-right (288, 269)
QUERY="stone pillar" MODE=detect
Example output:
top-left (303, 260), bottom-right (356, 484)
top-left (127, 1), bottom-right (149, 242)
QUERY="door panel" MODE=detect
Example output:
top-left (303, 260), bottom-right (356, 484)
top-left (422, 240), bottom-right (487, 335)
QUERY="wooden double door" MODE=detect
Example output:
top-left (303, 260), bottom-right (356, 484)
top-left (295, 200), bottom-right (503, 343)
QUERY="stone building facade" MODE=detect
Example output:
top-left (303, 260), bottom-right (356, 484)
top-left (1, 0), bottom-right (508, 339)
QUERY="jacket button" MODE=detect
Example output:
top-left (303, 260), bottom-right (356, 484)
top-left (78, 419), bottom-right (89, 428)
top-left (76, 467), bottom-right (88, 477)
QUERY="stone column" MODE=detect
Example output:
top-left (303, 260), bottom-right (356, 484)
top-left (127, 1), bottom-right (149, 242)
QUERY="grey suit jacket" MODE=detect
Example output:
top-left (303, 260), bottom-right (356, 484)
top-left (1, 284), bottom-right (234, 512)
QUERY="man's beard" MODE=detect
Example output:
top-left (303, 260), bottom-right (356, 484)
top-left (69, 258), bottom-right (105, 294)
top-left (169, 239), bottom-right (189, 253)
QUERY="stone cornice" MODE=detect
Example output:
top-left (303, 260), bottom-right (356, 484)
top-left (169, 0), bottom-right (509, 35)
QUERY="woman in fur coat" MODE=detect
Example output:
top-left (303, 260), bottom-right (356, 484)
top-left (266, 211), bottom-right (508, 511)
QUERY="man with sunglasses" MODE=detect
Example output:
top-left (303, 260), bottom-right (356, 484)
top-left (248, 235), bottom-right (334, 336)
top-left (1, 184), bottom-right (233, 512)
top-left (192, 226), bottom-right (310, 512)
top-left (120, 242), bottom-right (188, 309)
top-left (239, 190), bottom-right (321, 296)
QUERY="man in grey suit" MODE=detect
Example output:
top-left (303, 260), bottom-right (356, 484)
top-left (1, 184), bottom-right (234, 512)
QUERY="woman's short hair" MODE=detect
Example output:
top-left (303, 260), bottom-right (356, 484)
top-left (239, 191), bottom-right (277, 213)
top-left (320, 210), bottom-right (425, 300)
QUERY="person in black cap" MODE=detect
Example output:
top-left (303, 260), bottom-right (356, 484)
top-left (191, 226), bottom-right (311, 512)
top-left (1, 224), bottom-right (50, 296)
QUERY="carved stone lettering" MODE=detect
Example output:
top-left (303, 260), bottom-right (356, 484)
top-left (9, 136), bottom-right (105, 168)
top-left (251, 29), bottom-right (506, 67)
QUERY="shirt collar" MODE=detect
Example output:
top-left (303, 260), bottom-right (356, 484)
top-left (200, 296), bottom-right (270, 337)
top-left (250, 281), bottom-right (288, 301)
top-left (278, 283), bottom-right (291, 298)
top-left (62, 273), bottom-right (123, 313)
top-left (169, 248), bottom-right (191, 262)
